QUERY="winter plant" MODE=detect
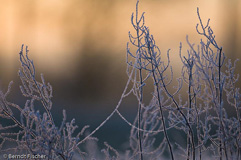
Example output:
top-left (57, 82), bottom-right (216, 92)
top-left (0, 0), bottom-right (240, 159)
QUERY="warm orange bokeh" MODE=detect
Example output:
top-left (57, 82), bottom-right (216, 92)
top-left (0, 0), bottom-right (240, 80)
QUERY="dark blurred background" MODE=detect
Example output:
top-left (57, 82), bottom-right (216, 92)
top-left (0, 0), bottom-right (240, 151)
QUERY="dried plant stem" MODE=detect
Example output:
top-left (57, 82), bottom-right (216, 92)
top-left (145, 35), bottom-right (174, 160)
top-left (157, 66), bottom-right (196, 160)
top-left (136, 1), bottom-right (144, 159)
top-left (19, 46), bottom-right (54, 124)
top-left (217, 47), bottom-right (229, 160)
top-left (186, 57), bottom-right (194, 160)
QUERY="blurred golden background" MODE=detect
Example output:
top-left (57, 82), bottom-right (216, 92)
top-left (0, 0), bottom-right (240, 149)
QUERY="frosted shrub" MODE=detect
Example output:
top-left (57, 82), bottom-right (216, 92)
top-left (0, 0), bottom-right (240, 160)
top-left (0, 45), bottom-right (97, 160)
top-left (121, 1), bottom-right (240, 159)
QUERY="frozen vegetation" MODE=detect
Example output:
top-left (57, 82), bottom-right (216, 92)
top-left (0, 0), bottom-right (240, 159)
